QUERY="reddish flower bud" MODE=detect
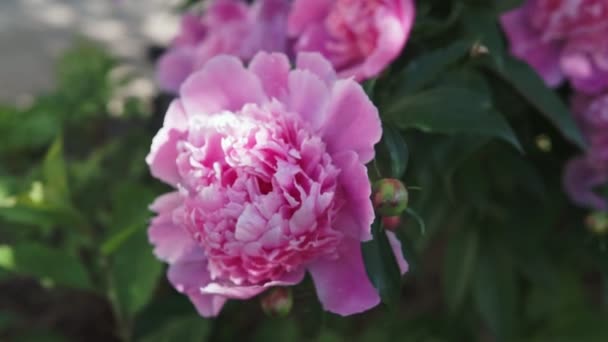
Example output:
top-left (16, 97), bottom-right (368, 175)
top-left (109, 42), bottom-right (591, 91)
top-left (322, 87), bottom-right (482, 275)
top-left (382, 216), bottom-right (401, 230)
top-left (586, 212), bottom-right (608, 235)
top-left (261, 287), bottom-right (293, 317)
top-left (372, 179), bottom-right (408, 216)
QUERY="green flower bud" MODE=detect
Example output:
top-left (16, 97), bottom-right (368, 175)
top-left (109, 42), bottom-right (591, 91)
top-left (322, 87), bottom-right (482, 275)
top-left (382, 216), bottom-right (401, 231)
top-left (586, 212), bottom-right (608, 235)
top-left (372, 179), bottom-right (408, 216)
top-left (261, 287), bottom-right (293, 317)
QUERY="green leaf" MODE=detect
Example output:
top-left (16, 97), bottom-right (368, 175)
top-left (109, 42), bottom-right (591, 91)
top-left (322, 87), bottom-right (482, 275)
top-left (462, 7), bottom-right (506, 70)
top-left (381, 126), bottom-right (409, 179)
top-left (0, 243), bottom-right (91, 290)
top-left (386, 86), bottom-right (521, 151)
top-left (398, 40), bottom-right (471, 93)
top-left (472, 243), bottom-right (519, 342)
top-left (362, 219), bottom-right (402, 306)
top-left (393, 228), bottom-right (418, 273)
top-left (404, 208), bottom-right (426, 236)
top-left (42, 136), bottom-right (69, 202)
top-left (292, 276), bottom-right (325, 339)
top-left (443, 229), bottom-right (479, 312)
top-left (494, 0), bottom-right (524, 13)
top-left (140, 315), bottom-right (212, 342)
top-left (481, 56), bottom-right (586, 149)
top-left (110, 228), bottom-right (162, 318)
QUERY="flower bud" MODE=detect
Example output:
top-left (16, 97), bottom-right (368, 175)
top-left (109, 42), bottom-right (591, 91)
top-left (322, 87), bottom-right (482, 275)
top-left (586, 212), bottom-right (608, 235)
top-left (382, 216), bottom-right (401, 231)
top-left (261, 287), bottom-right (293, 317)
top-left (372, 179), bottom-right (408, 216)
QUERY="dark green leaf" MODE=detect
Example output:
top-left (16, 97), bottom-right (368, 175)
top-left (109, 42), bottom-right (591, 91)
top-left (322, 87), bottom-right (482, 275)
top-left (398, 41), bottom-right (471, 93)
top-left (0, 243), bottom-right (91, 290)
top-left (381, 126), bottom-right (409, 178)
top-left (386, 86), bottom-right (521, 151)
top-left (443, 229), bottom-right (479, 312)
top-left (362, 219), bottom-right (402, 306)
top-left (481, 57), bottom-right (586, 149)
top-left (140, 315), bottom-right (212, 342)
top-left (473, 243), bottom-right (519, 342)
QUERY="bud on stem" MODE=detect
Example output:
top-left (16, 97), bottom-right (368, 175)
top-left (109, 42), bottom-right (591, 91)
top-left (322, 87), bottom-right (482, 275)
top-left (372, 179), bottom-right (409, 217)
top-left (261, 287), bottom-right (293, 317)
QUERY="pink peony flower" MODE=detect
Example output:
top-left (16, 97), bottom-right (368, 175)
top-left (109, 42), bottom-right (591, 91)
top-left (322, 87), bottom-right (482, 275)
top-left (564, 92), bottom-right (608, 210)
top-left (157, 0), bottom-right (290, 93)
top-left (500, 0), bottom-right (608, 94)
top-left (287, 0), bottom-right (415, 81)
top-left (147, 52), bottom-right (408, 316)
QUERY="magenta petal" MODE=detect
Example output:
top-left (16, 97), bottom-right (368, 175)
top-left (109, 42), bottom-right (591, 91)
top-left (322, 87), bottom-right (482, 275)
top-left (308, 238), bottom-right (380, 316)
top-left (167, 249), bottom-right (227, 317)
top-left (386, 231), bottom-right (409, 274)
top-left (564, 157), bottom-right (608, 211)
top-left (287, 0), bottom-right (332, 36)
top-left (500, 6), bottom-right (564, 87)
top-left (180, 55), bottom-right (267, 115)
top-left (249, 52), bottom-right (291, 100)
top-left (201, 269), bottom-right (305, 299)
top-left (349, 3), bottom-right (413, 80)
top-left (332, 151), bottom-right (374, 241)
top-left (287, 69), bottom-right (329, 131)
top-left (296, 52), bottom-right (337, 85)
top-left (321, 79), bottom-right (382, 163)
top-left (148, 192), bottom-right (196, 263)
top-left (146, 100), bottom-right (188, 186)
top-left (157, 48), bottom-right (196, 93)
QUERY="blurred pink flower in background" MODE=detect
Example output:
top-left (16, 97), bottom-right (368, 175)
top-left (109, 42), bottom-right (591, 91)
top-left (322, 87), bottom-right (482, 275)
top-left (147, 52), bottom-right (408, 316)
top-left (501, 0), bottom-right (608, 94)
top-left (287, 0), bottom-right (415, 81)
top-left (157, 0), bottom-right (290, 93)
top-left (564, 93), bottom-right (608, 210)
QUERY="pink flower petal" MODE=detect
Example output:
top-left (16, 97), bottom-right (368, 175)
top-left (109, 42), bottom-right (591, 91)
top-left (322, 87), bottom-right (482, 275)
top-left (296, 52), bottom-right (337, 85)
top-left (348, 3), bottom-right (413, 80)
top-left (332, 151), bottom-right (374, 241)
top-left (564, 156), bottom-right (608, 210)
top-left (148, 192), bottom-right (196, 263)
top-left (287, 69), bottom-right (329, 131)
top-left (146, 100), bottom-right (188, 186)
top-left (386, 231), bottom-right (409, 274)
top-left (500, 6), bottom-right (564, 87)
top-left (307, 238), bottom-right (380, 316)
top-left (180, 55), bottom-right (267, 115)
top-left (249, 52), bottom-right (291, 100)
top-left (321, 79), bottom-right (382, 163)
top-left (157, 49), bottom-right (196, 93)
top-left (200, 269), bottom-right (305, 299)
top-left (167, 249), bottom-right (227, 317)
top-left (287, 0), bottom-right (332, 36)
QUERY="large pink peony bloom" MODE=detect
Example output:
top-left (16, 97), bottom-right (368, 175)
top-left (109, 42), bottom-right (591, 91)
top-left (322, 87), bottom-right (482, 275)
top-left (564, 93), bottom-right (608, 210)
top-left (157, 0), bottom-right (290, 93)
top-left (501, 0), bottom-right (608, 93)
top-left (147, 52), bottom-right (408, 316)
top-left (287, 0), bottom-right (415, 81)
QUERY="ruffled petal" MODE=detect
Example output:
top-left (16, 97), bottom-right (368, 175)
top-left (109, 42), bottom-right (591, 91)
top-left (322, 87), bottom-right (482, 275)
top-left (200, 269), bottom-right (305, 299)
top-left (167, 249), bottom-right (227, 317)
top-left (148, 192), bottom-right (196, 263)
top-left (146, 100), bottom-right (188, 186)
top-left (332, 151), bottom-right (374, 241)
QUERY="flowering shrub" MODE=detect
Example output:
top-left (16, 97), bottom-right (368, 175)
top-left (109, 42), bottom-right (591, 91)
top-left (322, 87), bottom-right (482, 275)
top-left (3, 1), bottom-right (608, 341)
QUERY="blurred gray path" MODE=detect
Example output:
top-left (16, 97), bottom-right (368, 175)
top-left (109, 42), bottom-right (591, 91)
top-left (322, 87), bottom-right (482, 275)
top-left (0, 0), bottom-right (181, 102)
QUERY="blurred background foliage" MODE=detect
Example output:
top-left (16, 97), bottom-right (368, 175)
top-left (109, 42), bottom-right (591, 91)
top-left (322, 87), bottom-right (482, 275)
top-left (1, 0), bottom-right (608, 341)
